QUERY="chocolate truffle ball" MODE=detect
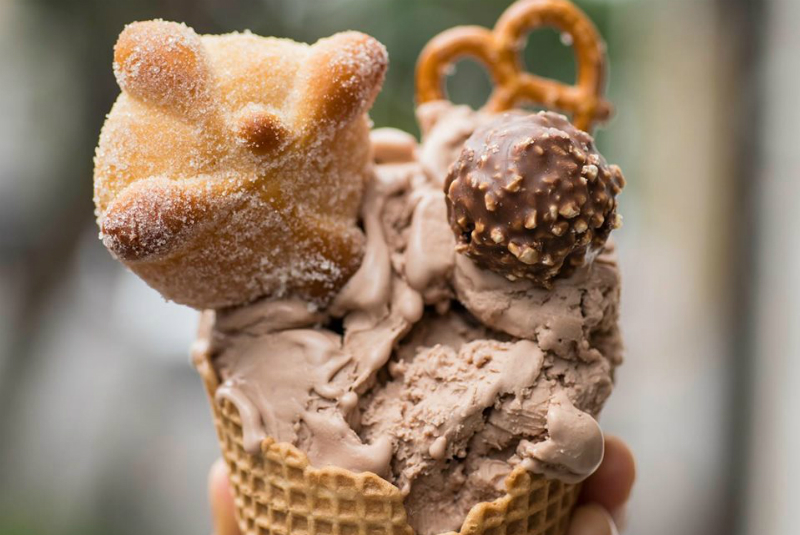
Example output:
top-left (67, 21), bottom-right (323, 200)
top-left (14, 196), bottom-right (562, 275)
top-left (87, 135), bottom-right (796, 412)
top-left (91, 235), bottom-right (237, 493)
top-left (444, 112), bottom-right (625, 286)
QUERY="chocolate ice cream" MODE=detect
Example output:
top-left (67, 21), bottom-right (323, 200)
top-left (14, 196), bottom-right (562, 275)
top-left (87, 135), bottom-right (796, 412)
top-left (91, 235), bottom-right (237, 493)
top-left (200, 103), bottom-right (623, 535)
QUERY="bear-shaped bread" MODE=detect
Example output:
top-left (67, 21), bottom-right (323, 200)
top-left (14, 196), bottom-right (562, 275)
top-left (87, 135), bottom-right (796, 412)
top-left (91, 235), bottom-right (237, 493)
top-left (94, 20), bottom-right (388, 309)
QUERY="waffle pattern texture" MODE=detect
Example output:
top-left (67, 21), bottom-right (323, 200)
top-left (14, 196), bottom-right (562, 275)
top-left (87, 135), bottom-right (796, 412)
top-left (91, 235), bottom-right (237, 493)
top-left (196, 326), bottom-right (580, 535)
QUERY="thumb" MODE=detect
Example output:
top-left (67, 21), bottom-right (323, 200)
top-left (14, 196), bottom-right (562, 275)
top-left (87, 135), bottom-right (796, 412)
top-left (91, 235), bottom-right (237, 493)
top-left (568, 504), bottom-right (618, 535)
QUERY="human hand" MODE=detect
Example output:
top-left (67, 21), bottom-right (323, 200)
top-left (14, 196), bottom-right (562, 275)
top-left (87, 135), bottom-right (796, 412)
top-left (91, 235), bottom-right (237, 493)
top-left (208, 436), bottom-right (635, 535)
top-left (567, 436), bottom-right (636, 535)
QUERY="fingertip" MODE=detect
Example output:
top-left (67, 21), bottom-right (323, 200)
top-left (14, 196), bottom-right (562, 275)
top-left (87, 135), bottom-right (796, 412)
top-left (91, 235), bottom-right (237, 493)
top-left (209, 458), bottom-right (229, 502)
top-left (605, 435), bottom-right (637, 488)
top-left (580, 435), bottom-right (636, 512)
top-left (612, 503), bottom-right (628, 532)
top-left (568, 504), bottom-right (618, 535)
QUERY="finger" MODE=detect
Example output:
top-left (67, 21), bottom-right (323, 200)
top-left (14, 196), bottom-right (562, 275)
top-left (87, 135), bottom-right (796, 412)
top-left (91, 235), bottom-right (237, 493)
top-left (611, 503), bottom-right (628, 532)
top-left (579, 435), bottom-right (636, 513)
top-left (209, 458), bottom-right (240, 535)
top-left (567, 504), bottom-right (618, 535)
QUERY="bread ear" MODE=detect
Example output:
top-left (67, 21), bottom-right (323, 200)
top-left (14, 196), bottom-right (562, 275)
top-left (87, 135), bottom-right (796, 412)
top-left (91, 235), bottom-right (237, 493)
top-left (114, 20), bottom-right (211, 115)
top-left (293, 31), bottom-right (388, 132)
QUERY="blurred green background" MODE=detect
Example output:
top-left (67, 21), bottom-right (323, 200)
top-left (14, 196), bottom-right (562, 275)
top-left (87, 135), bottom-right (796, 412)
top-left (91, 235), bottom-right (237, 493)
top-left (2, 0), bottom-right (798, 534)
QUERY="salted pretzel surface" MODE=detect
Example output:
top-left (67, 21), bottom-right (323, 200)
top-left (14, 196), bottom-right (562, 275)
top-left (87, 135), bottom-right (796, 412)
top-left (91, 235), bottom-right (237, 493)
top-left (416, 0), bottom-right (611, 132)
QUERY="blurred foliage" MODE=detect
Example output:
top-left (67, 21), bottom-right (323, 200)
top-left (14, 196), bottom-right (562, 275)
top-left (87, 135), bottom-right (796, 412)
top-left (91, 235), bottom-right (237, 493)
top-left (31, 0), bottom-right (611, 137)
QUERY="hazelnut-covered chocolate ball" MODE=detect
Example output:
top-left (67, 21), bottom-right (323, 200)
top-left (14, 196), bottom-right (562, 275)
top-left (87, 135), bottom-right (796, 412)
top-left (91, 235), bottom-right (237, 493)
top-left (444, 112), bottom-right (625, 285)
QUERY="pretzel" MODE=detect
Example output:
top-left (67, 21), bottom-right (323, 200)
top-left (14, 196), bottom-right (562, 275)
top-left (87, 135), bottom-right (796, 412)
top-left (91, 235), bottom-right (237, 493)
top-left (416, 0), bottom-right (611, 132)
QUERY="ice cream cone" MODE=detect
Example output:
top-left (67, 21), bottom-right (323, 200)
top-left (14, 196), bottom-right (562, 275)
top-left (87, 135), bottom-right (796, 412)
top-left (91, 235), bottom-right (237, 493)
top-left (91, 3), bottom-right (623, 534)
top-left (194, 319), bottom-right (581, 535)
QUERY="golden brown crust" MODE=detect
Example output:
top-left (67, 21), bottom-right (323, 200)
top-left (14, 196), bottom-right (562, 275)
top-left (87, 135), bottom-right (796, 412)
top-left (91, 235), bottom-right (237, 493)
top-left (94, 21), bottom-right (388, 309)
top-left (114, 20), bottom-right (211, 114)
top-left (415, 0), bottom-right (610, 132)
top-left (235, 109), bottom-right (291, 155)
top-left (295, 32), bottom-right (389, 130)
top-left (101, 177), bottom-right (219, 261)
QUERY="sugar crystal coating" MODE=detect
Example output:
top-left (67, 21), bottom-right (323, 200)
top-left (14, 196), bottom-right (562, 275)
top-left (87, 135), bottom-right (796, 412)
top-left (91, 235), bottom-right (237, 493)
top-left (94, 21), bottom-right (389, 309)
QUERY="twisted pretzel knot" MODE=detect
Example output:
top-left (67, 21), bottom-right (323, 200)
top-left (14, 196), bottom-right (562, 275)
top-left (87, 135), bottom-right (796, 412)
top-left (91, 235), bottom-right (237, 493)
top-left (416, 0), bottom-right (611, 132)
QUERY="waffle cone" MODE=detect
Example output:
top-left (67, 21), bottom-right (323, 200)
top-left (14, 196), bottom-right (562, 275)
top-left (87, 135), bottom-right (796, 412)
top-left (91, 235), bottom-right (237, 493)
top-left (194, 316), bottom-right (582, 535)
